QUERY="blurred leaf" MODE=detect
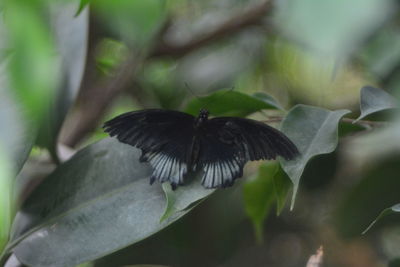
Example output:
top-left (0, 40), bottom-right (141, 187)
top-left (0, 147), bottom-right (13, 252)
top-left (5, 1), bottom-right (60, 124)
top-left (280, 105), bottom-right (350, 209)
top-left (338, 120), bottom-right (366, 137)
top-left (92, 0), bottom-right (166, 46)
top-left (275, 0), bottom-right (395, 57)
top-left (252, 92), bottom-right (285, 111)
top-left (76, 0), bottom-right (90, 16)
top-left (243, 162), bottom-right (278, 242)
top-left (363, 204), bottom-right (400, 234)
top-left (360, 26), bottom-right (400, 79)
top-left (35, 1), bottom-right (88, 159)
top-left (9, 138), bottom-right (212, 266)
top-left (266, 39), bottom-right (366, 109)
top-left (354, 86), bottom-right (398, 122)
top-left (335, 157), bottom-right (400, 237)
top-left (273, 165), bottom-right (291, 215)
top-left (0, 61), bottom-right (35, 173)
top-left (161, 182), bottom-right (214, 222)
top-left (185, 90), bottom-right (282, 117)
top-left (141, 60), bottom-right (184, 110)
top-left (95, 38), bottom-right (128, 76)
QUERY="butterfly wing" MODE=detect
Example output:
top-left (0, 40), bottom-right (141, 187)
top-left (103, 109), bottom-right (196, 187)
top-left (198, 117), bottom-right (299, 188)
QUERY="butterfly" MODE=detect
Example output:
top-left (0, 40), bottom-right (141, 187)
top-left (103, 108), bottom-right (299, 189)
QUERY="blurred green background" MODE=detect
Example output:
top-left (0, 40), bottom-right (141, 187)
top-left (2, 0), bottom-right (400, 266)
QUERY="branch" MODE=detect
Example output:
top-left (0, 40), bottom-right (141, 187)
top-left (150, 0), bottom-right (272, 58)
top-left (262, 116), bottom-right (390, 128)
top-left (60, 0), bottom-right (275, 147)
top-left (340, 118), bottom-right (389, 128)
top-left (60, 52), bottom-right (143, 147)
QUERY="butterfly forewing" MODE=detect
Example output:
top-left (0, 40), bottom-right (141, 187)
top-left (103, 109), bottom-right (196, 187)
top-left (211, 117), bottom-right (300, 161)
top-left (196, 117), bottom-right (299, 188)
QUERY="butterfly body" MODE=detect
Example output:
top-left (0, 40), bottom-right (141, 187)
top-left (103, 109), bottom-right (299, 189)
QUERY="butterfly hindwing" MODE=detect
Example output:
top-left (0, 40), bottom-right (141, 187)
top-left (197, 117), bottom-right (299, 188)
top-left (103, 109), bottom-right (196, 187)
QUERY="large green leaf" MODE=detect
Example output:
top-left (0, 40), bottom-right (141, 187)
top-left (0, 62), bottom-right (33, 252)
top-left (35, 1), bottom-right (88, 158)
top-left (363, 204), bottom-right (400, 234)
top-left (161, 182), bottom-right (213, 222)
top-left (354, 86), bottom-right (398, 122)
top-left (280, 105), bottom-right (350, 209)
top-left (4, 1), bottom-right (60, 125)
top-left (185, 90), bottom-right (282, 117)
top-left (1, 1), bottom-right (87, 162)
top-left (8, 138), bottom-right (213, 266)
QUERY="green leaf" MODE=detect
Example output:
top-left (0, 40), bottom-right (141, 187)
top-left (5, 1), bottom-right (60, 125)
top-left (95, 38), bottom-right (129, 76)
top-left (92, 0), bottom-right (166, 46)
top-left (362, 204), bottom-right (400, 234)
top-left (0, 148), bottom-right (13, 253)
top-left (354, 86), bottom-right (398, 122)
top-left (243, 162), bottom-right (279, 242)
top-left (272, 165), bottom-right (291, 215)
top-left (185, 90), bottom-right (282, 117)
top-left (161, 182), bottom-right (214, 222)
top-left (35, 1), bottom-right (88, 159)
top-left (280, 105), bottom-right (350, 209)
top-left (252, 92), bottom-right (285, 111)
top-left (76, 0), bottom-right (90, 16)
top-left (9, 138), bottom-right (213, 267)
top-left (0, 62), bottom-right (35, 173)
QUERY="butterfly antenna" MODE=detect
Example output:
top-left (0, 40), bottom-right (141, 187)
top-left (185, 82), bottom-right (208, 107)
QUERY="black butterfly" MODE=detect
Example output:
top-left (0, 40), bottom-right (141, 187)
top-left (103, 109), bottom-right (299, 189)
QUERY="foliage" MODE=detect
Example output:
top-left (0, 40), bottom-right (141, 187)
top-left (1, 0), bottom-right (400, 266)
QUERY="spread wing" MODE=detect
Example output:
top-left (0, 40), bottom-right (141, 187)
top-left (103, 109), bottom-right (196, 188)
top-left (198, 117), bottom-right (299, 188)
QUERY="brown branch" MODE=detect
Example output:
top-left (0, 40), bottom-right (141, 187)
top-left (60, 52), bottom-right (143, 147)
top-left (150, 0), bottom-right (272, 58)
top-left (60, 0), bottom-right (275, 147)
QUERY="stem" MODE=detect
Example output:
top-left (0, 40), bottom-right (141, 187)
top-left (261, 116), bottom-right (389, 127)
